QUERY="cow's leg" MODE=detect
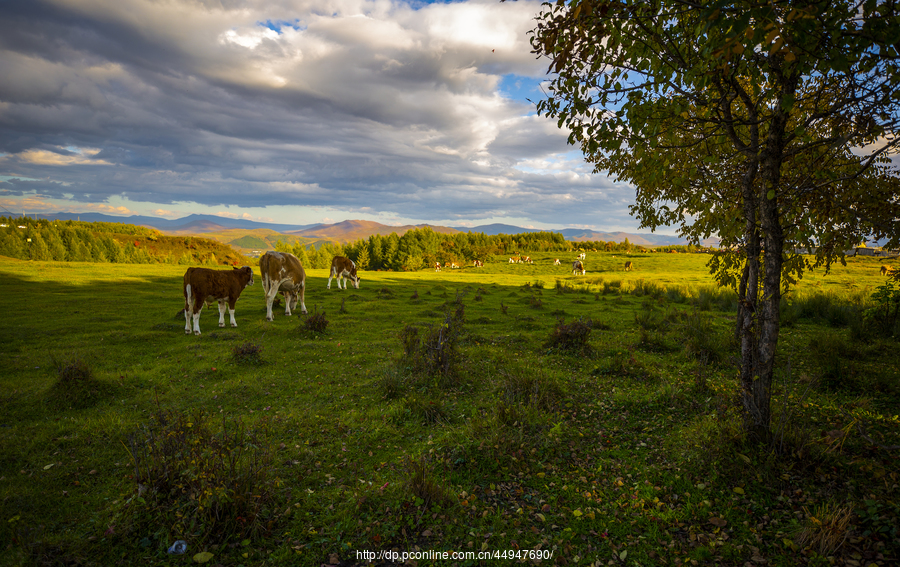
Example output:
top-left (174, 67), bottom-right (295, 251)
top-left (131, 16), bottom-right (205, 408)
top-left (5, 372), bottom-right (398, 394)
top-left (298, 282), bottom-right (307, 314)
top-left (264, 285), bottom-right (279, 321)
top-left (283, 291), bottom-right (296, 316)
top-left (327, 269), bottom-right (334, 289)
top-left (217, 300), bottom-right (228, 327)
top-left (184, 284), bottom-right (193, 334)
top-left (227, 299), bottom-right (238, 327)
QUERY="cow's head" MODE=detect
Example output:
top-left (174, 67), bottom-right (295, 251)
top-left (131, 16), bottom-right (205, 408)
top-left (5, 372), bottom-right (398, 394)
top-left (349, 274), bottom-right (360, 289)
top-left (235, 266), bottom-right (254, 286)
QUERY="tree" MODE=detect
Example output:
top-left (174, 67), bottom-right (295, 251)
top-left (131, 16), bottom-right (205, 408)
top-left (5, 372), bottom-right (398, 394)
top-left (531, 0), bottom-right (900, 443)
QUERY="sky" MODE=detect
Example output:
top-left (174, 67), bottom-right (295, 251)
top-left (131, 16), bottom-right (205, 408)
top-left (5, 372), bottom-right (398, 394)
top-left (0, 0), bottom-right (645, 232)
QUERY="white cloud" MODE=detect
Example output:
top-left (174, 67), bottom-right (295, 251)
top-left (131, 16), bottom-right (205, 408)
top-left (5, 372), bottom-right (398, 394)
top-left (0, 0), bottom-right (644, 231)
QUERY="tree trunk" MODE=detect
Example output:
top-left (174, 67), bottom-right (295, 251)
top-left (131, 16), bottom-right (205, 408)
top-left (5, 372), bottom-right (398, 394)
top-left (740, 79), bottom-right (793, 444)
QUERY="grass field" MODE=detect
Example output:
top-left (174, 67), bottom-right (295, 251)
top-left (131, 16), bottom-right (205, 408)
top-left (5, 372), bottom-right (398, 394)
top-left (1, 252), bottom-right (898, 567)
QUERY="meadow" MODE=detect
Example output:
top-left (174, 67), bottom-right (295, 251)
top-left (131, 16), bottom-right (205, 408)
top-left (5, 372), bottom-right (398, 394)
top-left (0, 251), bottom-right (898, 567)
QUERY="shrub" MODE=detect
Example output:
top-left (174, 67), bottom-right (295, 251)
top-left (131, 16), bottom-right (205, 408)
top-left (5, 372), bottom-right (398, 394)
top-left (120, 408), bottom-right (280, 545)
top-left (545, 316), bottom-right (594, 354)
top-left (863, 281), bottom-right (900, 337)
top-left (232, 342), bottom-right (263, 365)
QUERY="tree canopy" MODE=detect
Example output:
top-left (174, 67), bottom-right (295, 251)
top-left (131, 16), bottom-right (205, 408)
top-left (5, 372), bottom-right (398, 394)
top-left (530, 0), bottom-right (900, 442)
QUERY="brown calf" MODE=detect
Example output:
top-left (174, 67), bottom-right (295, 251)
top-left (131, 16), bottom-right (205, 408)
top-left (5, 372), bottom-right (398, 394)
top-left (183, 266), bottom-right (254, 335)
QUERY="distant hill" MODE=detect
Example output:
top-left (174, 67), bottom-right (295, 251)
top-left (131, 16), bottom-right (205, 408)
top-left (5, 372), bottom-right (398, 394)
top-left (287, 219), bottom-right (459, 241)
top-left (229, 235), bottom-right (269, 249)
top-left (30, 212), bottom-right (710, 246)
top-left (31, 212), bottom-right (313, 233)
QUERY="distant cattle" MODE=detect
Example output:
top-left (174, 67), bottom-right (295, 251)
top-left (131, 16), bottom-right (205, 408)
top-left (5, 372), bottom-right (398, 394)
top-left (572, 260), bottom-right (585, 275)
top-left (522, 256), bottom-right (533, 264)
top-left (882, 265), bottom-right (895, 276)
top-left (509, 256), bottom-right (520, 264)
top-left (183, 266), bottom-right (254, 335)
top-left (578, 252), bottom-right (586, 260)
top-left (327, 256), bottom-right (360, 290)
top-left (435, 262), bottom-right (442, 271)
top-left (553, 258), bottom-right (561, 266)
top-left (450, 262), bottom-right (460, 269)
top-left (260, 251), bottom-right (307, 321)
top-left (624, 261), bottom-right (634, 271)
top-left (473, 260), bottom-right (484, 267)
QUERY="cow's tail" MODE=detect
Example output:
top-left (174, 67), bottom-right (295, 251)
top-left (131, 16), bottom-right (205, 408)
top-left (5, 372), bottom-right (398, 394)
top-left (185, 283), bottom-right (194, 312)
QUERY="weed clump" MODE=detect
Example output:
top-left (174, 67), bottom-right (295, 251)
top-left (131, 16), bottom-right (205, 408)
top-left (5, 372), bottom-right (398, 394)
top-left (48, 355), bottom-right (109, 408)
top-left (300, 306), bottom-right (328, 334)
top-left (403, 456), bottom-right (453, 508)
top-left (119, 408), bottom-right (280, 546)
top-left (399, 300), bottom-right (465, 378)
top-left (794, 503), bottom-right (853, 555)
top-left (232, 341), bottom-right (263, 365)
top-left (545, 316), bottom-right (594, 354)
top-left (53, 355), bottom-right (93, 384)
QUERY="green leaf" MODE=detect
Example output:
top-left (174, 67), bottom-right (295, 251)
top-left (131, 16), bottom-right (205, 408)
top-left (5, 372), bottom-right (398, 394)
top-left (193, 552), bottom-right (214, 564)
top-left (766, 190), bottom-right (775, 200)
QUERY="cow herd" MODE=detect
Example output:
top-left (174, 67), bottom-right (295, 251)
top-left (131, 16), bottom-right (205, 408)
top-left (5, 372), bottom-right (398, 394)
top-left (182, 251), bottom-right (639, 335)
top-left (182, 252), bottom-right (358, 335)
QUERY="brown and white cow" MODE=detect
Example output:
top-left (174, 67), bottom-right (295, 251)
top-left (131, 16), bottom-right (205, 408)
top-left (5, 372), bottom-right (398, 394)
top-left (260, 251), bottom-right (307, 321)
top-left (509, 256), bottom-right (520, 264)
top-left (435, 262), bottom-right (442, 271)
top-left (572, 260), bottom-right (585, 275)
top-left (624, 261), bottom-right (634, 271)
top-left (522, 256), bottom-right (533, 264)
top-left (183, 266), bottom-right (254, 335)
top-left (327, 256), bottom-right (360, 290)
top-left (881, 265), bottom-right (894, 276)
top-left (578, 252), bottom-right (586, 260)
top-left (553, 258), bottom-right (561, 266)
top-left (450, 262), bottom-right (460, 269)
top-left (473, 260), bottom-right (484, 267)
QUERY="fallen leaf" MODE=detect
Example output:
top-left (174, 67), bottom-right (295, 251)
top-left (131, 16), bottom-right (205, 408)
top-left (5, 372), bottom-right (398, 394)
top-left (733, 487), bottom-right (745, 495)
top-left (192, 551), bottom-right (214, 563)
top-left (709, 517), bottom-right (727, 527)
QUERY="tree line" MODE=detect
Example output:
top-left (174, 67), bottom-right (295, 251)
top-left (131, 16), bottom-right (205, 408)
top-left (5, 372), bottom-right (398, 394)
top-left (275, 226), bottom-right (654, 271)
top-left (0, 217), bottom-right (246, 265)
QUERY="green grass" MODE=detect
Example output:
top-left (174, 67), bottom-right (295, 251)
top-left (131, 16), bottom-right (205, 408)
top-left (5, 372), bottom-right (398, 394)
top-left (0, 253), bottom-right (898, 566)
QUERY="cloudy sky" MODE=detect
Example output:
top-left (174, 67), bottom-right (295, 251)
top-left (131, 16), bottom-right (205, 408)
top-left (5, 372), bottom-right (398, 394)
top-left (0, 0), bottom-right (643, 231)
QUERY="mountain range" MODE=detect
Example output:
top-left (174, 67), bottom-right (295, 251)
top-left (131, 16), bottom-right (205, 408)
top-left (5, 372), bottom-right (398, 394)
top-left (22, 212), bottom-right (708, 247)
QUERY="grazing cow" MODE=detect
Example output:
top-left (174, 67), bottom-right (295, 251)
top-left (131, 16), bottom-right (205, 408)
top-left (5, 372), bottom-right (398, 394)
top-left (435, 262), bottom-right (442, 271)
top-left (260, 251), bottom-right (307, 321)
top-left (509, 256), bottom-right (520, 264)
top-left (327, 256), bottom-right (360, 290)
top-left (881, 265), bottom-right (894, 276)
top-left (450, 262), bottom-right (460, 269)
top-left (553, 258), bottom-right (561, 266)
top-left (572, 260), bottom-right (585, 275)
top-left (183, 266), bottom-right (254, 335)
top-left (578, 252), bottom-right (586, 260)
top-left (474, 260), bottom-right (484, 267)
top-left (624, 261), bottom-right (634, 271)
top-left (522, 256), bottom-right (533, 264)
